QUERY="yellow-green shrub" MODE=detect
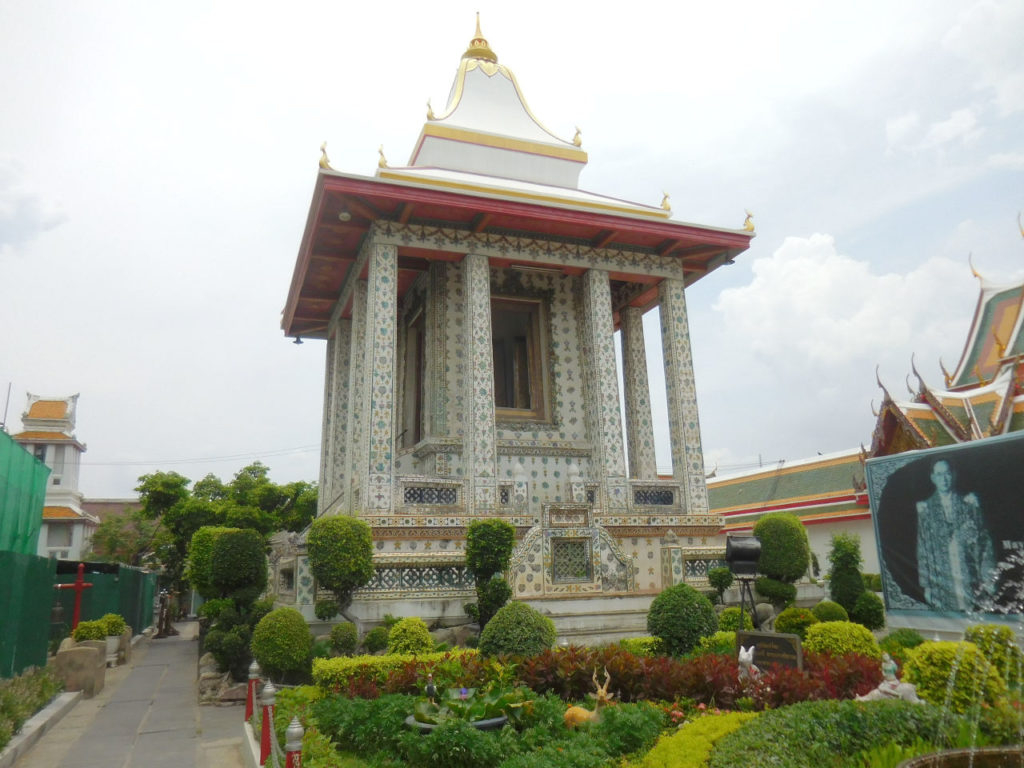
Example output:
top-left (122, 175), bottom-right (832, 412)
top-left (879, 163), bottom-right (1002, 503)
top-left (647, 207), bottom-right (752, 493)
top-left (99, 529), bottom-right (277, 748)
top-left (695, 631), bottom-right (736, 656)
top-left (803, 620), bottom-right (881, 660)
top-left (964, 624), bottom-right (1022, 687)
top-left (633, 711), bottom-right (759, 768)
top-left (903, 641), bottom-right (1007, 713)
top-left (312, 649), bottom-right (477, 691)
top-left (619, 637), bottom-right (664, 657)
top-left (386, 617), bottom-right (433, 655)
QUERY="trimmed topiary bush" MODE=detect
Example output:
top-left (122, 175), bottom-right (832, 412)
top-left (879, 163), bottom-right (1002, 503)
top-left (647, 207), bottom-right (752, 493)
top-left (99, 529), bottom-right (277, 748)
top-left (330, 622), bottom-right (358, 655)
top-left (695, 630), bottom-right (738, 656)
top-left (903, 641), bottom-right (1007, 713)
top-left (478, 601), bottom-right (556, 657)
top-left (647, 582), bottom-right (718, 657)
top-left (314, 599), bottom-right (339, 622)
top-left (465, 519), bottom-right (516, 627)
top-left (251, 607), bottom-right (314, 683)
top-left (717, 606), bottom-right (754, 632)
top-left (364, 625), bottom-right (389, 653)
top-left (850, 590), bottom-right (886, 630)
top-left (210, 528), bottom-right (268, 607)
top-left (386, 617), bottom-right (434, 655)
top-left (204, 624), bottom-right (252, 680)
top-left (307, 515), bottom-right (374, 614)
top-left (827, 532), bottom-right (865, 614)
top-left (198, 597), bottom-right (233, 621)
top-left (618, 636), bottom-right (664, 657)
top-left (774, 607), bottom-right (819, 640)
top-left (476, 577), bottom-right (512, 630)
top-left (708, 567), bottom-right (734, 604)
top-left (753, 513), bottom-right (810, 608)
top-left (803, 620), bottom-right (881, 660)
top-left (811, 600), bottom-right (848, 623)
top-left (99, 613), bottom-right (128, 636)
top-left (964, 624), bottom-right (1022, 687)
top-left (754, 577), bottom-right (797, 607)
top-left (186, 526), bottom-right (238, 599)
top-left (71, 620), bottom-right (106, 642)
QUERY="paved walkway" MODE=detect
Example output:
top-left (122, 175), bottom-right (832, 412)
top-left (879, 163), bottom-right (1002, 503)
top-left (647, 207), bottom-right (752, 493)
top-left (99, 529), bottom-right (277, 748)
top-left (14, 622), bottom-right (247, 768)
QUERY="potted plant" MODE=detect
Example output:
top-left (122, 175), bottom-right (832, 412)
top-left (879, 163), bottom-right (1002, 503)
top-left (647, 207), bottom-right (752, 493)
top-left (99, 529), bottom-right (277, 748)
top-left (100, 613), bottom-right (128, 666)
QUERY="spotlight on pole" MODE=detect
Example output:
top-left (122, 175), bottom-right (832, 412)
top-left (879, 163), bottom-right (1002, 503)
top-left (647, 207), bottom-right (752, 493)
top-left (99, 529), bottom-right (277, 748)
top-left (725, 535), bottom-right (762, 630)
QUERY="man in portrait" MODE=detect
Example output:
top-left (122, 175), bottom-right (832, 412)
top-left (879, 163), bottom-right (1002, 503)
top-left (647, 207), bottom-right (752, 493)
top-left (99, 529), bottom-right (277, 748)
top-left (916, 459), bottom-right (996, 611)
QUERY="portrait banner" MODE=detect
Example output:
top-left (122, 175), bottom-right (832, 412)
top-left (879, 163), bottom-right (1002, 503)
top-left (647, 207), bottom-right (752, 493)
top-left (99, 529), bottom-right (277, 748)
top-left (866, 431), bottom-right (1024, 619)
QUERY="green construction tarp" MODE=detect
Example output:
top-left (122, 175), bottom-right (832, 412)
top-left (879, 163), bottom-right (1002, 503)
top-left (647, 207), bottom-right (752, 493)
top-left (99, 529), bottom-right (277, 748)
top-left (0, 430), bottom-right (49, 555)
top-left (0, 551), bottom-right (56, 677)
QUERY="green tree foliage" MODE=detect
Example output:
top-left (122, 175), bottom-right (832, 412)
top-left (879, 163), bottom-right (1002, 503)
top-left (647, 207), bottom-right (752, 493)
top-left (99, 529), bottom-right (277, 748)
top-left (86, 510), bottom-right (165, 567)
top-left (186, 526), bottom-right (238, 599)
top-left (251, 607), bottom-right (314, 683)
top-left (210, 528), bottom-right (268, 607)
top-left (330, 622), bottom-right (358, 655)
top-left (307, 515), bottom-right (374, 614)
top-left (387, 617), bottom-right (434, 654)
top-left (707, 567), bottom-right (734, 604)
top-left (465, 518), bottom-right (516, 627)
top-left (803, 620), bottom-right (881, 660)
top-left (811, 600), bottom-right (849, 622)
top-left (717, 606), bottom-right (753, 631)
top-left (647, 583), bottom-right (718, 656)
top-left (903, 641), bottom-right (1007, 713)
top-left (774, 606), bottom-right (820, 640)
top-left (850, 591), bottom-right (886, 630)
top-left (753, 512), bottom-right (810, 584)
top-left (827, 532), bottom-right (865, 614)
top-left (478, 601), bottom-right (556, 657)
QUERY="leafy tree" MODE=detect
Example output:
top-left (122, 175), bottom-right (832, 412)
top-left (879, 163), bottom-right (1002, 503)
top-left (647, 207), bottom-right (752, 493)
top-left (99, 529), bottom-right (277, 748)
top-left (86, 510), bottom-right (165, 567)
top-left (827, 532), bottom-right (865, 614)
top-left (210, 528), bottom-right (268, 607)
top-left (186, 526), bottom-right (239, 599)
top-left (708, 567), bottom-right (734, 604)
top-left (307, 515), bottom-right (374, 618)
top-left (465, 518), bottom-right (516, 627)
top-left (753, 512), bottom-right (810, 608)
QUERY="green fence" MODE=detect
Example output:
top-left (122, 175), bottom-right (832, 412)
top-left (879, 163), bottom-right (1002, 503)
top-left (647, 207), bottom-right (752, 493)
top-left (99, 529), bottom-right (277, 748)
top-left (0, 551), bottom-right (56, 677)
top-left (53, 562), bottom-right (158, 638)
top-left (0, 431), bottom-right (50, 555)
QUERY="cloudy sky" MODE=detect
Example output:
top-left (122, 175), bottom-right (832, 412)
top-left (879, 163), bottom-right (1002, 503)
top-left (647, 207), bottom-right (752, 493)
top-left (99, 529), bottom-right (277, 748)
top-left (2, 1), bottom-right (1021, 497)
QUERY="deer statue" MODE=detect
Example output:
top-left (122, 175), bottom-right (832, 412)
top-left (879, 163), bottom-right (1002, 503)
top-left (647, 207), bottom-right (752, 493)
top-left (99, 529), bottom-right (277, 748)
top-left (564, 668), bottom-right (615, 728)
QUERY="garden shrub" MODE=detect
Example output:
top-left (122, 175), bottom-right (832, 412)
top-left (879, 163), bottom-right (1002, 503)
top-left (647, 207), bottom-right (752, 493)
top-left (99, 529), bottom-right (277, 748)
top-left (618, 636), bottom-right (663, 657)
top-left (707, 699), bottom-right (957, 768)
top-left (466, 519), bottom-right (516, 627)
top-left (99, 613), bottom-right (128, 636)
top-left (204, 624), bottom-right (252, 680)
top-left (695, 631), bottom-right (737, 656)
top-left (902, 641), bottom-right (1007, 713)
top-left (398, 718), bottom-right (506, 768)
top-left (850, 590), bottom-right (886, 630)
top-left (306, 515), bottom-right (374, 612)
top-left (71, 619), bottom-right (106, 642)
top-left (329, 622), bottom-right (358, 655)
top-left (862, 572), bottom-right (883, 591)
top-left (312, 692), bottom-right (417, 758)
top-left (311, 649), bottom-right (479, 692)
top-left (754, 577), bottom-right (797, 607)
top-left (811, 600), bottom-right (848, 623)
top-left (647, 583), bottom-right (718, 656)
top-left (210, 528), bottom-right (268, 607)
top-left (186, 525), bottom-right (237, 598)
top-left (753, 512), bottom-right (810, 606)
top-left (636, 711), bottom-right (759, 768)
top-left (879, 627), bottom-right (925, 666)
top-left (0, 667), bottom-right (63, 752)
top-left (717, 606), bottom-right (753, 632)
top-left (774, 607), bottom-right (819, 639)
top-left (479, 601), bottom-right (556, 657)
top-left (964, 623), bottom-right (1022, 686)
top-left (387, 617), bottom-right (434, 655)
top-left (477, 576), bottom-right (513, 629)
top-left (251, 607), bottom-right (314, 683)
top-left (827, 532), bottom-right (865, 614)
top-left (363, 625), bottom-right (389, 653)
top-left (708, 567), bottom-right (733, 604)
top-left (803, 621), bottom-right (881, 660)
top-left (248, 597), bottom-right (275, 627)
top-left (314, 598), bottom-right (339, 622)
top-left (197, 597), bottom-right (233, 621)
top-left (589, 700), bottom-right (665, 757)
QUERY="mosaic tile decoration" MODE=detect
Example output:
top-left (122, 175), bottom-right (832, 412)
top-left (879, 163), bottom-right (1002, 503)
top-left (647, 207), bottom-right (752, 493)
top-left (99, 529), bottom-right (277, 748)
top-left (318, 334), bottom-right (335, 513)
top-left (358, 564), bottom-right (475, 597)
top-left (346, 280), bottom-right (368, 512)
top-left (633, 488), bottom-right (675, 506)
top-left (658, 279), bottom-right (710, 515)
top-left (363, 241), bottom-right (398, 511)
top-left (660, 546), bottom-right (727, 588)
top-left (403, 485), bottom-right (458, 505)
top-left (620, 307), bottom-right (658, 480)
top-left (428, 263), bottom-right (448, 438)
top-left (329, 319), bottom-right (353, 513)
top-left (464, 254), bottom-right (499, 509)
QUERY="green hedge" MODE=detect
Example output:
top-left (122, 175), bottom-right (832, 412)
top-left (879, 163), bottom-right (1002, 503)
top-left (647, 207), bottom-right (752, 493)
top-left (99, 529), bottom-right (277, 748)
top-left (635, 711), bottom-right (759, 768)
top-left (803, 621), bottom-right (881, 660)
top-left (312, 649), bottom-right (478, 691)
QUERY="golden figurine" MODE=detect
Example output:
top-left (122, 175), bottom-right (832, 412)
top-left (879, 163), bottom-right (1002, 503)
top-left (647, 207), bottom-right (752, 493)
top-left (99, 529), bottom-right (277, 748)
top-left (319, 142), bottom-right (333, 170)
top-left (572, 126), bottom-right (582, 147)
top-left (743, 210), bottom-right (755, 232)
top-left (660, 192), bottom-right (671, 211)
top-left (427, 99), bottom-right (436, 121)
top-left (378, 145), bottom-right (388, 169)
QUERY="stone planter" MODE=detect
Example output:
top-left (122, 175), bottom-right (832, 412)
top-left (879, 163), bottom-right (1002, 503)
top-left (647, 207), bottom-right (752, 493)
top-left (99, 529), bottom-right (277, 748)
top-left (105, 636), bottom-right (120, 667)
top-left (898, 747), bottom-right (1024, 767)
top-left (404, 715), bottom-right (508, 734)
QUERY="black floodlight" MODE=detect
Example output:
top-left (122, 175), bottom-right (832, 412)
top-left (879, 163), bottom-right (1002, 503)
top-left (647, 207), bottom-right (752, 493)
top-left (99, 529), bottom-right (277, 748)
top-left (726, 535), bottom-right (761, 577)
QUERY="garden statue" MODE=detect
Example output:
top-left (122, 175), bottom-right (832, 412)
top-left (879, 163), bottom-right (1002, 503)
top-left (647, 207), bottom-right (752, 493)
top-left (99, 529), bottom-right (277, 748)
top-left (424, 673), bottom-right (437, 704)
top-left (738, 645), bottom-right (760, 681)
top-left (564, 668), bottom-right (614, 728)
top-left (855, 653), bottom-right (923, 703)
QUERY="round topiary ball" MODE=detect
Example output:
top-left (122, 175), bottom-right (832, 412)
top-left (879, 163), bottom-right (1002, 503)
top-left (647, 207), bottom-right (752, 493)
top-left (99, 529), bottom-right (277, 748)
top-left (330, 622), bottom-right (358, 655)
top-left (717, 606), bottom-right (754, 632)
top-left (811, 600), bottom-right (849, 623)
top-left (646, 583), bottom-right (718, 656)
top-left (387, 617), bottom-right (434, 655)
top-left (251, 607), bottom-right (313, 682)
top-left (774, 606), bottom-right (820, 640)
top-left (478, 601), bottom-right (556, 657)
top-left (803, 620), bottom-right (881, 660)
top-left (904, 641), bottom-right (1007, 713)
top-left (363, 625), bottom-right (389, 653)
top-left (850, 591), bottom-right (886, 630)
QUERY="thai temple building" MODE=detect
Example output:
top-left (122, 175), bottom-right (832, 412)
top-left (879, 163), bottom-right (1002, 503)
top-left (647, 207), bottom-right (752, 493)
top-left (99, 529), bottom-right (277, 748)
top-left (279, 19), bottom-right (753, 638)
top-left (11, 393), bottom-right (99, 560)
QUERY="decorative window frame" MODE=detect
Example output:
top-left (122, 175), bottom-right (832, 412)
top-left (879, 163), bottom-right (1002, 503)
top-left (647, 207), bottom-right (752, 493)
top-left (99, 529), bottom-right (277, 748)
top-left (396, 476), bottom-right (465, 511)
top-left (551, 538), bottom-right (593, 583)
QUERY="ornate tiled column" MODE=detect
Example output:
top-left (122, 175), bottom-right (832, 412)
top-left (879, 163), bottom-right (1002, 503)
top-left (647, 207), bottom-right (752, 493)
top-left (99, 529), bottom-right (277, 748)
top-left (346, 281), bottom-right (368, 512)
top-left (318, 334), bottom-right (335, 515)
top-left (361, 241), bottom-right (399, 512)
top-left (327, 318), bottom-right (352, 514)
top-left (620, 306), bottom-right (657, 480)
top-left (463, 253), bottom-right (498, 511)
top-left (658, 279), bottom-right (709, 514)
top-left (581, 269), bottom-right (628, 512)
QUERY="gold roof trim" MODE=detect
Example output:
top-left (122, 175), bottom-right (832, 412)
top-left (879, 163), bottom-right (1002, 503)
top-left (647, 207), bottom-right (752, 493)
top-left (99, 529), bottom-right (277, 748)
top-left (462, 13), bottom-right (498, 63)
top-left (419, 123), bottom-right (587, 163)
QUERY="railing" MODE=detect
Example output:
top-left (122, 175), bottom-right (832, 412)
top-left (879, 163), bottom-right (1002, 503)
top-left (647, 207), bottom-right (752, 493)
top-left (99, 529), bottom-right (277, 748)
top-left (248, 661), bottom-right (304, 767)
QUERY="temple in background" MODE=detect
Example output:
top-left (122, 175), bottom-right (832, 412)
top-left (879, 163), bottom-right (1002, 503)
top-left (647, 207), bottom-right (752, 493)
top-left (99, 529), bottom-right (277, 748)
top-left (278, 19), bottom-right (752, 639)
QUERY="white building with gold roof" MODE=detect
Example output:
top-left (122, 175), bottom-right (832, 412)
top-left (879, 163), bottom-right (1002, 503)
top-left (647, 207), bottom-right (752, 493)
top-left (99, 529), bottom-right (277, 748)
top-left (279, 20), bottom-right (753, 639)
top-left (12, 393), bottom-right (99, 559)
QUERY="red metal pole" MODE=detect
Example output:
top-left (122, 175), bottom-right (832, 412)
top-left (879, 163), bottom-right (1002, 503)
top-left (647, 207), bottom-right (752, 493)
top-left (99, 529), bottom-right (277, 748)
top-left (246, 661), bottom-right (260, 721)
top-left (54, 562), bottom-right (93, 630)
top-left (259, 681), bottom-right (276, 766)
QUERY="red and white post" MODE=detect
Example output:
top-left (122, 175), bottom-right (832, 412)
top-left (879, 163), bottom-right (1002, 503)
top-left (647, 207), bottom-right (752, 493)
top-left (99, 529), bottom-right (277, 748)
top-left (285, 716), bottom-right (304, 768)
top-left (259, 681), bottom-right (276, 766)
top-left (246, 660), bottom-right (261, 721)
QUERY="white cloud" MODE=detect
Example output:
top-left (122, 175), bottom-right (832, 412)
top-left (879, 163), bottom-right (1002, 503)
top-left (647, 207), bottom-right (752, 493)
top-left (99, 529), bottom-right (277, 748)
top-left (885, 112), bottom-right (920, 151)
top-left (919, 108), bottom-right (982, 150)
top-left (943, 0), bottom-right (1024, 115)
top-left (987, 152), bottom-right (1024, 170)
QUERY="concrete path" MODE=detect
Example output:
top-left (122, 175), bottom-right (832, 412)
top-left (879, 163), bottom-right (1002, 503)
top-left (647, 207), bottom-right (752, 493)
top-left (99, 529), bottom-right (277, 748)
top-left (13, 622), bottom-right (246, 768)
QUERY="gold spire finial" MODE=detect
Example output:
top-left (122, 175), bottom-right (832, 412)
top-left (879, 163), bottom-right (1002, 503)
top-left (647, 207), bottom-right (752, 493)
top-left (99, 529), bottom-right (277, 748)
top-left (573, 126), bottom-right (582, 147)
top-left (427, 99), bottom-right (436, 121)
top-left (968, 252), bottom-right (981, 280)
top-left (939, 357), bottom-right (953, 388)
top-left (378, 145), bottom-right (388, 169)
top-left (1018, 211), bottom-right (1024, 239)
top-left (993, 326), bottom-right (1007, 357)
top-left (743, 210), bottom-right (755, 232)
top-left (463, 12), bottom-right (498, 62)
top-left (319, 141), bottom-right (333, 170)
top-left (661, 192), bottom-right (671, 211)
